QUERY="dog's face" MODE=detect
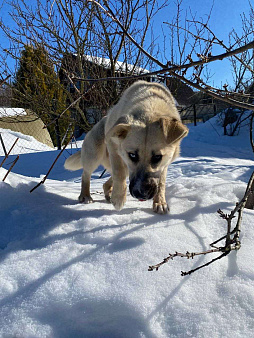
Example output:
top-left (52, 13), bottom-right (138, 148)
top-left (107, 117), bottom-right (188, 201)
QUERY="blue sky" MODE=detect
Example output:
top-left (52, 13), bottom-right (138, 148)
top-left (0, 0), bottom-right (252, 88)
top-left (153, 0), bottom-right (252, 88)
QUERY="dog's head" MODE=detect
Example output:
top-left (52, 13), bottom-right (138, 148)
top-left (106, 116), bottom-right (188, 201)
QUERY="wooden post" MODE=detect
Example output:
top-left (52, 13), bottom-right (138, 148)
top-left (213, 104), bottom-right (217, 115)
top-left (193, 104), bottom-right (197, 126)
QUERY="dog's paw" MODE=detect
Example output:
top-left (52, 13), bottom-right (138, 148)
top-left (79, 195), bottom-right (94, 204)
top-left (111, 196), bottom-right (125, 210)
top-left (105, 195), bottom-right (111, 203)
top-left (153, 202), bottom-right (170, 214)
top-left (104, 190), bottom-right (112, 203)
top-left (103, 184), bottom-right (112, 203)
top-left (111, 189), bottom-right (126, 211)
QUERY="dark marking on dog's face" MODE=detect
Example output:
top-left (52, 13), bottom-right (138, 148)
top-left (119, 123), bottom-right (177, 200)
top-left (129, 166), bottom-right (161, 200)
top-left (109, 118), bottom-right (188, 201)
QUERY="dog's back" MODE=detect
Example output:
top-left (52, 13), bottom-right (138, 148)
top-left (105, 80), bottom-right (180, 134)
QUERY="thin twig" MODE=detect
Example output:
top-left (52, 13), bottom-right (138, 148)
top-left (30, 133), bottom-right (74, 193)
top-left (172, 72), bottom-right (254, 111)
top-left (0, 133), bottom-right (7, 157)
top-left (45, 85), bottom-right (95, 128)
top-left (148, 248), bottom-right (221, 271)
top-left (2, 155), bottom-right (19, 181)
top-left (0, 137), bottom-right (19, 168)
top-left (87, 0), bottom-right (167, 69)
top-left (0, 75), bottom-right (11, 88)
top-left (250, 112), bottom-right (254, 153)
top-left (181, 252), bottom-right (229, 276)
top-left (73, 40), bottom-right (254, 83)
top-left (148, 170), bottom-right (254, 275)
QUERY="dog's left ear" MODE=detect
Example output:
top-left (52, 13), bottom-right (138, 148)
top-left (106, 116), bottom-right (131, 142)
top-left (107, 123), bottom-right (131, 140)
top-left (160, 117), bottom-right (189, 144)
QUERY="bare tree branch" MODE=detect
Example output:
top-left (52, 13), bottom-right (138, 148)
top-left (0, 74), bottom-right (11, 87)
top-left (87, 0), bottom-right (167, 68)
top-left (149, 170), bottom-right (254, 275)
top-left (30, 132), bottom-right (74, 193)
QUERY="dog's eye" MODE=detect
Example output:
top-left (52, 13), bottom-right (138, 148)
top-left (128, 152), bottom-right (139, 163)
top-left (151, 154), bottom-right (162, 165)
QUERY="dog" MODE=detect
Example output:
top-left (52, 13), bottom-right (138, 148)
top-left (64, 80), bottom-right (188, 214)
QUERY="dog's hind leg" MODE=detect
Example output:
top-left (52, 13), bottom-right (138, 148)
top-left (103, 177), bottom-right (113, 202)
top-left (78, 119), bottom-right (109, 204)
top-left (79, 170), bottom-right (94, 203)
top-left (79, 144), bottom-right (108, 204)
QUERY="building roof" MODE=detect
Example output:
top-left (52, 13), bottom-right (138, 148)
top-left (83, 55), bottom-right (150, 75)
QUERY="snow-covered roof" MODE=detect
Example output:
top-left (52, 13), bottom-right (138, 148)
top-left (83, 55), bottom-right (150, 75)
top-left (0, 107), bottom-right (27, 117)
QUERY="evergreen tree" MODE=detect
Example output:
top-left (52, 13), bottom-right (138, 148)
top-left (12, 45), bottom-right (70, 148)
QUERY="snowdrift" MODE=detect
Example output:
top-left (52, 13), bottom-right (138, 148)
top-left (0, 117), bottom-right (253, 337)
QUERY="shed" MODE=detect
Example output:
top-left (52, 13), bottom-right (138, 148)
top-left (0, 108), bottom-right (54, 149)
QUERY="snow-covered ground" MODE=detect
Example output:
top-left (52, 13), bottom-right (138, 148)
top-left (0, 127), bottom-right (53, 155)
top-left (0, 117), bottom-right (253, 337)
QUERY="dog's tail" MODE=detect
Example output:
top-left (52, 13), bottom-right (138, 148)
top-left (64, 150), bottom-right (82, 171)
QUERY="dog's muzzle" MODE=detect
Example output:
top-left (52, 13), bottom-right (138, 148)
top-left (129, 171), bottom-right (159, 201)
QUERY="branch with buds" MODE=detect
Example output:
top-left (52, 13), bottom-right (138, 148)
top-left (72, 1), bottom-right (254, 112)
top-left (148, 170), bottom-right (254, 276)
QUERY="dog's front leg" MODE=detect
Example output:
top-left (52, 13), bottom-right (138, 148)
top-left (107, 142), bottom-right (128, 211)
top-left (153, 167), bottom-right (169, 214)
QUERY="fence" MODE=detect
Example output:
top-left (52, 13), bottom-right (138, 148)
top-left (179, 102), bottom-right (229, 124)
top-left (0, 108), bottom-right (54, 156)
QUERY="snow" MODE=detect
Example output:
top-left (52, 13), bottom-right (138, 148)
top-left (0, 107), bottom-right (27, 117)
top-left (0, 116), bottom-right (254, 337)
top-left (0, 127), bottom-right (54, 155)
top-left (83, 55), bottom-right (150, 75)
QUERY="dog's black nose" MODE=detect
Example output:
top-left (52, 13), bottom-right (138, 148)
top-left (129, 181), bottom-right (157, 200)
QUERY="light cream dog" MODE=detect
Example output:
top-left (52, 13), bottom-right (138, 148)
top-left (64, 80), bottom-right (188, 214)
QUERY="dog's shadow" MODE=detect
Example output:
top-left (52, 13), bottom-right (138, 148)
top-left (1, 178), bottom-right (233, 265)
top-left (0, 178), bottom-right (236, 338)
top-left (0, 181), bottom-right (156, 264)
top-left (0, 181), bottom-right (161, 318)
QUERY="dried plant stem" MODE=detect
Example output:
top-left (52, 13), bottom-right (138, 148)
top-left (30, 133), bottom-right (74, 193)
top-left (0, 136), bottom-right (19, 168)
top-left (2, 155), bottom-right (19, 182)
top-left (148, 248), bottom-right (222, 271)
top-left (181, 252), bottom-right (229, 276)
top-left (0, 133), bottom-right (7, 157)
top-left (0, 75), bottom-right (11, 88)
top-left (250, 113), bottom-right (254, 153)
top-left (148, 170), bottom-right (254, 275)
top-left (0, 134), bottom-right (20, 181)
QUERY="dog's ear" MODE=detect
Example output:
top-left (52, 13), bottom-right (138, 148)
top-left (107, 123), bottom-right (131, 140)
top-left (160, 117), bottom-right (188, 144)
top-left (106, 116), bottom-right (131, 142)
